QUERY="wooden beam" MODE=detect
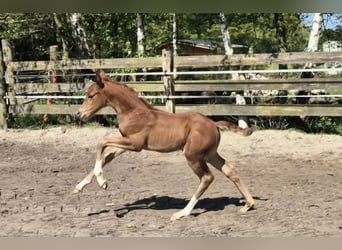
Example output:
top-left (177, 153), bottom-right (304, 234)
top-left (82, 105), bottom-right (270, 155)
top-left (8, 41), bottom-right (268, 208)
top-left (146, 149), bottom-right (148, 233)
top-left (14, 81), bottom-right (164, 93)
top-left (174, 52), bottom-right (342, 67)
top-left (175, 104), bottom-right (342, 116)
top-left (13, 78), bottom-right (341, 94)
top-left (7, 52), bottom-right (342, 71)
top-left (8, 57), bottom-right (163, 71)
top-left (175, 78), bottom-right (342, 91)
top-left (8, 103), bottom-right (342, 117)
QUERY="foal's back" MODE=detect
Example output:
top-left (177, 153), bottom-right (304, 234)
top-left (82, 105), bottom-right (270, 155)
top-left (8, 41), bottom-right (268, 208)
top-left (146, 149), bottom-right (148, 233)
top-left (137, 109), bottom-right (220, 154)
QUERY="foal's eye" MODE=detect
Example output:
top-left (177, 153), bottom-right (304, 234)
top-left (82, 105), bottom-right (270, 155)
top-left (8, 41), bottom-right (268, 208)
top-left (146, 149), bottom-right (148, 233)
top-left (88, 93), bottom-right (97, 99)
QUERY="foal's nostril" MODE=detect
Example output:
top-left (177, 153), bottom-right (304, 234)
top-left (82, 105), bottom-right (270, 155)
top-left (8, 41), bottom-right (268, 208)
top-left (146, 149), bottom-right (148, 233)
top-left (75, 111), bottom-right (82, 119)
top-left (75, 111), bottom-right (88, 122)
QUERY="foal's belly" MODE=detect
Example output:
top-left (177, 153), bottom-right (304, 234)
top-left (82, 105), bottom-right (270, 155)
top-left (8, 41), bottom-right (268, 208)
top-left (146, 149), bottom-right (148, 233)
top-left (145, 126), bottom-right (187, 152)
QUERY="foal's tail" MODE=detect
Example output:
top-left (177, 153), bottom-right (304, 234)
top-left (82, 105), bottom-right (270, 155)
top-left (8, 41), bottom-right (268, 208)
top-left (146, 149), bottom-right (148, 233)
top-left (215, 121), bottom-right (253, 136)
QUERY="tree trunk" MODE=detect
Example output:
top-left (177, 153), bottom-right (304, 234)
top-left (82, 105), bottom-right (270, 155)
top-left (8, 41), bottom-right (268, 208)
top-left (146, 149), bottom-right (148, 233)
top-left (301, 13), bottom-right (324, 102)
top-left (70, 13), bottom-right (92, 58)
top-left (110, 15), bottom-right (119, 58)
top-left (274, 13), bottom-right (288, 78)
top-left (219, 13), bottom-right (248, 128)
top-left (172, 13), bottom-right (178, 78)
top-left (274, 13), bottom-right (287, 53)
top-left (53, 13), bottom-right (69, 61)
top-left (0, 48), bottom-right (8, 130)
top-left (307, 13), bottom-right (323, 52)
top-left (172, 13), bottom-right (178, 57)
top-left (303, 13), bottom-right (323, 73)
top-left (137, 13), bottom-right (146, 57)
top-left (219, 13), bottom-right (233, 56)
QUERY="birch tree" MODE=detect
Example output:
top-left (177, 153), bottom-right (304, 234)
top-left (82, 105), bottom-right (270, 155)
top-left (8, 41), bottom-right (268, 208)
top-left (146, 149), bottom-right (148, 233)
top-left (137, 13), bottom-right (146, 57)
top-left (219, 13), bottom-right (233, 56)
top-left (306, 13), bottom-right (324, 53)
top-left (172, 13), bottom-right (178, 79)
top-left (70, 13), bottom-right (92, 58)
top-left (219, 13), bottom-right (248, 128)
top-left (172, 13), bottom-right (178, 57)
top-left (304, 13), bottom-right (325, 103)
top-left (304, 13), bottom-right (323, 74)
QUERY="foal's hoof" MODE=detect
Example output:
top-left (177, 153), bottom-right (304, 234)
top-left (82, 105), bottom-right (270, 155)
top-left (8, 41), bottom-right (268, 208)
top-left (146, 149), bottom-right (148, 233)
top-left (73, 188), bottom-right (82, 194)
top-left (170, 214), bottom-right (180, 221)
top-left (101, 181), bottom-right (108, 190)
top-left (170, 211), bottom-right (185, 221)
top-left (239, 202), bottom-right (255, 214)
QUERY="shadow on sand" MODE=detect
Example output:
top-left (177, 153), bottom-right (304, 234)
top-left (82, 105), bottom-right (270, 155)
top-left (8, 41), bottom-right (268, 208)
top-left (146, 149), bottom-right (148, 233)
top-left (88, 195), bottom-right (266, 218)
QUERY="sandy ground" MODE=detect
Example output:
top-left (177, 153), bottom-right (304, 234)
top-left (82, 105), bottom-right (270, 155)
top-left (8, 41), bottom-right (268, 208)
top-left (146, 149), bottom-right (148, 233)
top-left (0, 126), bottom-right (341, 236)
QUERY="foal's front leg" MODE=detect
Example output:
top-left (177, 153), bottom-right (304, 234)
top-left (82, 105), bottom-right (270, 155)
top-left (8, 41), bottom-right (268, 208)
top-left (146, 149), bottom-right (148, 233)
top-left (75, 136), bottom-right (140, 193)
top-left (73, 144), bottom-right (126, 193)
top-left (93, 157), bottom-right (108, 190)
top-left (73, 171), bottom-right (95, 193)
top-left (93, 136), bottom-right (141, 189)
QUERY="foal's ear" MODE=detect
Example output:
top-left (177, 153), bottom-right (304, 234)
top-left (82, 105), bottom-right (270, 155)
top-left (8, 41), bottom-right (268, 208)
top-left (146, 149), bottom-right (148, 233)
top-left (95, 70), bottom-right (107, 88)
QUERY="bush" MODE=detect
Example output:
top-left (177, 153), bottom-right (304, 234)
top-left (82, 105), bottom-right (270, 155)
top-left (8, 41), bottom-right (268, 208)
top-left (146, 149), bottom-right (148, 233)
top-left (304, 117), bottom-right (342, 135)
top-left (7, 114), bottom-right (118, 129)
top-left (7, 114), bottom-right (73, 129)
top-left (7, 114), bottom-right (46, 129)
top-left (250, 116), bottom-right (342, 135)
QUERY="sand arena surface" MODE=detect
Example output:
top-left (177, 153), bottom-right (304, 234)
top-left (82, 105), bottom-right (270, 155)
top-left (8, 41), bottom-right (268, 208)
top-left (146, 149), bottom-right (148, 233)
top-left (0, 126), bottom-right (341, 236)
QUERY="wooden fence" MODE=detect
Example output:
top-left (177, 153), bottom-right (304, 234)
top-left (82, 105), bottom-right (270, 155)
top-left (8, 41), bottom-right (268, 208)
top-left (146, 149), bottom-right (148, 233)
top-left (0, 39), bottom-right (342, 129)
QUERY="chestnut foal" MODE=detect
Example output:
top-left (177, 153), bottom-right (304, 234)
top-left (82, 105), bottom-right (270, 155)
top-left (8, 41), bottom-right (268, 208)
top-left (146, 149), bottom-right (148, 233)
top-left (74, 70), bottom-right (255, 221)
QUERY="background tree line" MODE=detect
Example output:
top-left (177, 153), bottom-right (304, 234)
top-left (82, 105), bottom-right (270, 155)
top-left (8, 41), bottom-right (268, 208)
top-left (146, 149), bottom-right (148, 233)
top-left (1, 13), bottom-right (341, 134)
top-left (0, 13), bottom-right (340, 61)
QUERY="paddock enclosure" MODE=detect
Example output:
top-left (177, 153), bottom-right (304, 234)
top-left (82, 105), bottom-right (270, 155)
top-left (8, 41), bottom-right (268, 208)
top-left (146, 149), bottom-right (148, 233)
top-left (0, 127), bottom-right (341, 236)
top-left (0, 43), bottom-right (341, 236)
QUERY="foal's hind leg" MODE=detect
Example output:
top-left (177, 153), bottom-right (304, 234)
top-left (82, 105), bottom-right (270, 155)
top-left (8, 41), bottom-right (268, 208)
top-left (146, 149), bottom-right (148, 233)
top-left (209, 153), bottom-right (255, 214)
top-left (170, 160), bottom-right (214, 221)
top-left (73, 147), bottom-right (125, 193)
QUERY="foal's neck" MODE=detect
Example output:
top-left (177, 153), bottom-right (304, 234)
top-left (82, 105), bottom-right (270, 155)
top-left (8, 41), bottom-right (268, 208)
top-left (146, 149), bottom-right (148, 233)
top-left (105, 82), bottom-right (153, 115)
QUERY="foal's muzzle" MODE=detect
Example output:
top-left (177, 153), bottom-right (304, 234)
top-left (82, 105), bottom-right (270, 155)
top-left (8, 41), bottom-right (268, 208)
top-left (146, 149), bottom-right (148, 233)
top-left (75, 111), bottom-right (82, 120)
top-left (75, 111), bottom-right (88, 122)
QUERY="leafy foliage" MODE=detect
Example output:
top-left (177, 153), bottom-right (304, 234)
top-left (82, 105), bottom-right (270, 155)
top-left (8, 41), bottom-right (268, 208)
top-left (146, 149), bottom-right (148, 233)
top-left (249, 116), bottom-right (342, 135)
top-left (0, 13), bottom-right (320, 60)
top-left (304, 117), bottom-right (342, 135)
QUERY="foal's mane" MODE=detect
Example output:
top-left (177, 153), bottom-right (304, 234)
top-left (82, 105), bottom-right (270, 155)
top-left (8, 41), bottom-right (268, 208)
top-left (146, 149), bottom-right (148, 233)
top-left (123, 83), bottom-right (155, 109)
top-left (109, 79), bottom-right (155, 110)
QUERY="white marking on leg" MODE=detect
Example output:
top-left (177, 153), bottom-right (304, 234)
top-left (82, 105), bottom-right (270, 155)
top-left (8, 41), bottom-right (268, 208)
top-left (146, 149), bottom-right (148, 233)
top-left (73, 171), bottom-right (94, 193)
top-left (170, 195), bottom-right (198, 221)
top-left (238, 119), bottom-right (248, 129)
top-left (94, 160), bottom-right (102, 176)
top-left (94, 160), bottom-right (107, 188)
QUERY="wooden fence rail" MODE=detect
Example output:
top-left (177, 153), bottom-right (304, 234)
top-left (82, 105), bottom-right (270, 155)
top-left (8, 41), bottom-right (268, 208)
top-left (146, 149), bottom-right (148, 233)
top-left (1, 40), bottom-right (342, 129)
top-left (7, 51), bottom-right (342, 71)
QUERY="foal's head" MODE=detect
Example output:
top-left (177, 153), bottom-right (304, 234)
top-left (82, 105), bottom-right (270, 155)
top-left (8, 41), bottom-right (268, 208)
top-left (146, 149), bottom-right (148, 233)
top-left (77, 70), bottom-right (108, 122)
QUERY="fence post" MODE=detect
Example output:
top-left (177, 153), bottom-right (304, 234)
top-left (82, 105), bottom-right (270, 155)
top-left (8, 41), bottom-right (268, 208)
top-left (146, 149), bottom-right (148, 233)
top-left (0, 48), bottom-right (8, 129)
top-left (49, 45), bottom-right (58, 81)
top-left (1, 39), bottom-right (15, 120)
top-left (43, 45), bottom-right (58, 123)
top-left (162, 49), bottom-right (175, 113)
